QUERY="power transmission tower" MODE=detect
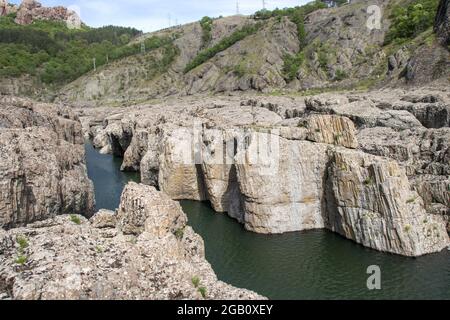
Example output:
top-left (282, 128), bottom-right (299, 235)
top-left (236, 1), bottom-right (239, 15)
top-left (168, 13), bottom-right (171, 27)
top-left (262, 0), bottom-right (266, 9)
top-left (141, 42), bottom-right (146, 54)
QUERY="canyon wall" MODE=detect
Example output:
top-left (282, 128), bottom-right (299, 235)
top-left (0, 96), bottom-right (95, 228)
top-left (82, 88), bottom-right (450, 257)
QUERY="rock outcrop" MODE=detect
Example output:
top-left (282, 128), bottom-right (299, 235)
top-left (326, 149), bottom-right (449, 256)
top-left (0, 96), bottom-right (95, 229)
top-left (435, 0), bottom-right (450, 46)
top-left (13, 0), bottom-right (81, 29)
top-left (0, 182), bottom-right (263, 300)
top-left (80, 87), bottom-right (450, 256)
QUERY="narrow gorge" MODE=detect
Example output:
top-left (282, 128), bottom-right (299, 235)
top-left (0, 0), bottom-right (449, 301)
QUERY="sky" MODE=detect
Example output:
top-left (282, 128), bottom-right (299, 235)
top-left (9, 0), bottom-right (310, 32)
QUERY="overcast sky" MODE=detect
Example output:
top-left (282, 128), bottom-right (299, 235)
top-left (9, 0), bottom-right (310, 32)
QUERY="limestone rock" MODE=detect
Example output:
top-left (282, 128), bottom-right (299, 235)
top-left (117, 182), bottom-right (187, 237)
top-left (0, 183), bottom-right (263, 300)
top-left (326, 149), bottom-right (449, 256)
top-left (0, 96), bottom-right (95, 229)
top-left (90, 209), bottom-right (117, 229)
top-left (304, 115), bottom-right (358, 149)
top-left (235, 132), bottom-right (329, 234)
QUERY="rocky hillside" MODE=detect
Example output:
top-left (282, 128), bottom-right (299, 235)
top-left (56, 0), bottom-right (450, 107)
top-left (80, 86), bottom-right (450, 257)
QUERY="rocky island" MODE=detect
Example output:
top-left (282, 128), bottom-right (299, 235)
top-left (0, 0), bottom-right (449, 300)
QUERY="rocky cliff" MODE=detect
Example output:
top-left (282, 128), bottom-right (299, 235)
top-left (0, 96), bottom-right (95, 228)
top-left (81, 87), bottom-right (450, 257)
top-left (0, 182), bottom-right (263, 300)
top-left (0, 0), bottom-right (81, 29)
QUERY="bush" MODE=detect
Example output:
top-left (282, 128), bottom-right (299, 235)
top-left (200, 16), bottom-right (213, 47)
top-left (334, 69), bottom-right (347, 81)
top-left (384, 0), bottom-right (440, 45)
top-left (70, 214), bottom-right (81, 225)
top-left (184, 23), bottom-right (263, 73)
top-left (282, 52), bottom-right (305, 81)
top-left (191, 276), bottom-right (200, 288)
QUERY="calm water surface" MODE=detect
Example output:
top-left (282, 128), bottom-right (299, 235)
top-left (85, 142), bottom-right (450, 300)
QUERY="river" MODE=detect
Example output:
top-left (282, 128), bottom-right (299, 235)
top-left (85, 142), bottom-right (450, 300)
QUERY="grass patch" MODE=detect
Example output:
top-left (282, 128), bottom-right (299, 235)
top-left (15, 255), bottom-right (28, 265)
top-left (191, 276), bottom-right (200, 288)
top-left (70, 214), bottom-right (81, 225)
top-left (16, 235), bottom-right (29, 250)
top-left (198, 287), bottom-right (207, 299)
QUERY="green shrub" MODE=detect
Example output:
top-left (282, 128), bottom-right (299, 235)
top-left (334, 69), bottom-right (347, 81)
top-left (198, 287), bottom-right (207, 298)
top-left (384, 0), bottom-right (440, 45)
top-left (191, 276), bottom-right (200, 288)
top-left (15, 255), bottom-right (27, 265)
top-left (184, 23), bottom-right (263, 73)
top-left (16, 236), bottom-right (29, 250)
top-left (282, 52), bottom-right (305, 82)
top-left (70, 214), bottom-right (81, 225)
top-left (200, 16), bottom-right (213, 47)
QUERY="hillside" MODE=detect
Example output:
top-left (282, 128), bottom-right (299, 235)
top-left (1, 0), bottom-right (449, 106)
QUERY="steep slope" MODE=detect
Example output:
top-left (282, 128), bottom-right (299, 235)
top-left (56, 0), bottom-right (450, 107)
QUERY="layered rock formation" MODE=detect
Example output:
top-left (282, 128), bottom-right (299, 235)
top-left (0, 182), bottom-right (263, 300)
top-left (0, 96), bottom-right (94, 229)
top-left (435, 0), bottom-right (450, 45)
top-left (81, 87), bottom-right (450, 256)
top-left (7, 0), bottom-right (81, 29)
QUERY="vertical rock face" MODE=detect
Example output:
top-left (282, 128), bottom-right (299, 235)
top-left (236, 132), bottom-right (330, 234)
top-left (0, 96), bottom-right (95, 229)
top-left (0, 182), bottom-right (264, 300)
top-left (158, 132), bottom-right (208, 202)
top-left (435, 0), bottom-right (450, 45)
top-left (82, 90), bottom-right (450, 257)
top-left (326, 149), bottom-right (449, 256)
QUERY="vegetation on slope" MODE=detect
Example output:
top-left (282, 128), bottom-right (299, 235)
top-left (184, 22), bottom-right (263, 73)
top-left (253, 1), bottom-right (327, 82)
top-left (0, 14), bottom-right (174, 85)
top-left (200, 16), bottom-right (214, 48)
top-left (384, 0), bottom-right (441, 44)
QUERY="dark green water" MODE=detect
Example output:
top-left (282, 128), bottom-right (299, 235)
top-left (85, 142), bottom-right (450, 300)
